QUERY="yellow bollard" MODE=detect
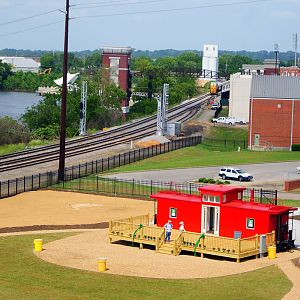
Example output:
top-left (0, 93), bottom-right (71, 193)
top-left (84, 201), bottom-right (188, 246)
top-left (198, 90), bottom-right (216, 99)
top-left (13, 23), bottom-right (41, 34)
top-left (268, 246), bottom-right (276, 259)
top-left (98, 258), bottom-right (107, 272)
top-left (34, 239), bottom-right (43, 252)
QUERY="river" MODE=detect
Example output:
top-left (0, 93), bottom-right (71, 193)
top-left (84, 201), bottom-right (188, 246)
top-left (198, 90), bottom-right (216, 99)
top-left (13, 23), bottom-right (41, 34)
top-left (0, 91), bottom-right (42, 120)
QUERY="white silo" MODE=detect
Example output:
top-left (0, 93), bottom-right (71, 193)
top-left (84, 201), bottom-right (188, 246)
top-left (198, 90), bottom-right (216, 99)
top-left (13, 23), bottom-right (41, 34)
top-left (202, 44), bottom-right (218, 79)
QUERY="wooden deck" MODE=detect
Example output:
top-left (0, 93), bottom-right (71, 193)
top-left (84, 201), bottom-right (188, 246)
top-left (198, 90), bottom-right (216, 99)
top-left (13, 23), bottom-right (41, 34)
top-left (108, 215), bottom-right (275, 262)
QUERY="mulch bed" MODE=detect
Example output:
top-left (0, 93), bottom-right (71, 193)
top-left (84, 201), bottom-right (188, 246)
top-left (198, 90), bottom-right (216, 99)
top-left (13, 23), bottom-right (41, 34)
top-left (0, 222), bottom-right (109, 234)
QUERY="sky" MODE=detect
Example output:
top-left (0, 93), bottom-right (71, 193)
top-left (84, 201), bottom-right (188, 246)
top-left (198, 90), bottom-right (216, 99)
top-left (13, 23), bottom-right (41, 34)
top-left (0, 0), bottom-right (299, 52)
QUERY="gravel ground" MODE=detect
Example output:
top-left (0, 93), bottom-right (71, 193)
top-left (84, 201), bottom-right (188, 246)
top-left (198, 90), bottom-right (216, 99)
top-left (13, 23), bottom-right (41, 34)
top-left (37, 230), bottom-right (300, 280)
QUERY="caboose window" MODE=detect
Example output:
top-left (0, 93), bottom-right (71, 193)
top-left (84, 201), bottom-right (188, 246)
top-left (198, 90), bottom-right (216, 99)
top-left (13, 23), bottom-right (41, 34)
top-left (169, 208), bottom-right (177, 218)
top-left (246, 218), bottom-right (255, 229)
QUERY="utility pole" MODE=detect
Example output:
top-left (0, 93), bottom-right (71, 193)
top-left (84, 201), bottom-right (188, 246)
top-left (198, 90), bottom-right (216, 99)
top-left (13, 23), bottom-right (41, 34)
top-left (293, 33), bottom-right (298, 67)
top-left (274, 43), bottom-right (279, 75)
top-left (58, 0), bottom-right (70, 181)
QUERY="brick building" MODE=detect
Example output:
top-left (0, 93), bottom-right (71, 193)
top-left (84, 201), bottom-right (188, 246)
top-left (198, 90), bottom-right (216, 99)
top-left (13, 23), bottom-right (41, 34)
top-left (249, 76), bottom-right (300, 150)
top-left (101, 46), bottom-right (133, 115)
top-left (280, 66), bottom-right (300, 77)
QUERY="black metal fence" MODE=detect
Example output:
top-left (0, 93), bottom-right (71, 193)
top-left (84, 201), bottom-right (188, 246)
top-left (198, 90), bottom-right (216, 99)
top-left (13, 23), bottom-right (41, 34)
top-left (202, 138), bottom-right (248, 151)
top-left (52, 176), bottom-right (278, 205)
top-left (0, 136), bottom-right (202, 199)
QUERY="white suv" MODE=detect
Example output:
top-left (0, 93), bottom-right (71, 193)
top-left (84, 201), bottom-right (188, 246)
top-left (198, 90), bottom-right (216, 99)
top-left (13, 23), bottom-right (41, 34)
top-left (219, 167), bottom-right (253, 182)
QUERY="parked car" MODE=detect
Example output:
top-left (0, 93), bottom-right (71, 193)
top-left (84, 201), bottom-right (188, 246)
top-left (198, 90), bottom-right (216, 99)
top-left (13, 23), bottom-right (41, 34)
top-left (211, 117), bottom-right (236, 125)
top-left (219, 167), bottom-right (253, 181)
top-left (211, 102), bottom-right (220, 110)
top-left (297, 167), bottom-right (300, 174)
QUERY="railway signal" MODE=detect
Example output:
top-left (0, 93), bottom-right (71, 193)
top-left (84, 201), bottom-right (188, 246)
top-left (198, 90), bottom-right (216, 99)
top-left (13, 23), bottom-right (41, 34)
top-left (79, 81), bottom-right (88, 136)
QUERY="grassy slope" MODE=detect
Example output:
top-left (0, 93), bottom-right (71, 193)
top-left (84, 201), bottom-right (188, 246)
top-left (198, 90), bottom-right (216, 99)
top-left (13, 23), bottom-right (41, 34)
top-left (110, 145), bottom-right (300, 173)
top-left (0, 233), bottom-right (292, 299)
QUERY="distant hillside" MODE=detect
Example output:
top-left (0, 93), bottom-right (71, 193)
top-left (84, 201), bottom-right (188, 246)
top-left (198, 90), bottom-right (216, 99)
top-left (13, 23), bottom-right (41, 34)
top-left (0, 48), bottom-right (296, 64)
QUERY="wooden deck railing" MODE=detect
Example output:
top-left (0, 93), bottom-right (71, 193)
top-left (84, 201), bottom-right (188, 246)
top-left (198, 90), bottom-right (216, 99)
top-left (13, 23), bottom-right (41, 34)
top-left (109, 215), bottom-right (275, 262)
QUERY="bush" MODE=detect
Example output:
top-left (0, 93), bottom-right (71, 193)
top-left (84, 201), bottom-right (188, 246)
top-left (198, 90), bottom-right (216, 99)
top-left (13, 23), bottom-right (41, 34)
top-left (198, 178), bottom-right (205, 182)
top-left (291, 144), bottom-right (300, 151)
top-left (202, 178), bottom-right (209, 183)
top-left (208, 178), bottom-right (216, 184)
top-left (224, 181), bottom-right (231, 184)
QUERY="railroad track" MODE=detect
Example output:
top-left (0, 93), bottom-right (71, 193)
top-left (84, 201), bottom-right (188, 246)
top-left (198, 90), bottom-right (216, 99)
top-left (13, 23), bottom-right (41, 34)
top-left (0, 94), bottom-right (209, 172)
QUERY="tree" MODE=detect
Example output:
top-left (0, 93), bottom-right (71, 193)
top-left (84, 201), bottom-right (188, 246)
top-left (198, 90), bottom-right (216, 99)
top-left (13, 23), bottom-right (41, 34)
top-left (0, 117), bottom-right (31, 145)
top-left (0, 60), bottom-right (12, 89)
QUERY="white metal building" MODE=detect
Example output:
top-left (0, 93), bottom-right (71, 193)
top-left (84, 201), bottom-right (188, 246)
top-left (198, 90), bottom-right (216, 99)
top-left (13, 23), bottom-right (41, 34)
top-left (0, 56), bottom-right (40, 73)
top-left (202, 44), bottom-right (218, 78)
top-left (228, 73), bottom-right (252, 122)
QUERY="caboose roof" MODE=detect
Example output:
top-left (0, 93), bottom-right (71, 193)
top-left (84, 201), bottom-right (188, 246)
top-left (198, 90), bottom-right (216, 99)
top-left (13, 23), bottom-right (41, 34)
top-left (223, 200), bottom-right (297, 214)
top-left (150, 191), bottom-right (201, 203)
top-left (199, 185), bottom-right (246, 194)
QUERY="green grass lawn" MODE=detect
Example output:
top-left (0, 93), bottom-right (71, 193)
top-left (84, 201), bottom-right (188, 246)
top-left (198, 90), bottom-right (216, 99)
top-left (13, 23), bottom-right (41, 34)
top-left (0, 140), bottom-right (52, 156)
top-left (278, 199), bottom-right (300, 207)
top-left (109, 145), bottom-right (300, 173)
top-left (0, 233), bottom-right (292, 299)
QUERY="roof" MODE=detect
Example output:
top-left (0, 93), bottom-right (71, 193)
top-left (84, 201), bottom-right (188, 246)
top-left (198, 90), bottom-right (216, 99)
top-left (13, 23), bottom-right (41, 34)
top-left (251, 75), bottom-right (300, 100)
top-left (223, 200), bottom-right (298, 214)
top-left (54, 72), bottom-right (79, 86)
top-left (150, 191), bottom-right (202, 203)
top-left (102, 46), bottom-right (133, 54)
top-left (199, 185), bottom-right (245, 194)
top-left (0, 56), bottom-right (40, 70)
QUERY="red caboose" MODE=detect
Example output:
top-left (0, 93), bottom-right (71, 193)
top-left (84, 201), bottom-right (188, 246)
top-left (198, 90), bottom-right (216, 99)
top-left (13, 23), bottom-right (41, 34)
top-left (151, 185), bottom-right (297, 250)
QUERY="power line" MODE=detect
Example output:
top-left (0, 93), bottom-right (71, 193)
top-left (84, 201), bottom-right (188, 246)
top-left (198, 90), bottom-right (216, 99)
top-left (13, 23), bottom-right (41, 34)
top-left (0, 20), bottom-right (64, 37)
top-left (0, 9), bottom-right (62, 27)
top-left (73, 0), bottom-right (268, 20)
top-left (72, 0), bottom-right (170, 10)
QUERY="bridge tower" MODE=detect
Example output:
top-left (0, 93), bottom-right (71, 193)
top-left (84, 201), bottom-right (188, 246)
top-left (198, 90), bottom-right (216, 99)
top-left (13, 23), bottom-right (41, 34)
top-left (202, 44), bottom-right (218, 79)
top-left (101, 46), bottom-right (133, 118)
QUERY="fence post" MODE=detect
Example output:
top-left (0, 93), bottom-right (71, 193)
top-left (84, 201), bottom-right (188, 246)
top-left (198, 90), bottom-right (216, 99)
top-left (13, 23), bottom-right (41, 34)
top-left (31, 175), bottom-right (34, 191)
top-left (96, 160), bottom-right (98, 173)
top-left (8, 180), bottom-right (10, 197)
top-left (119, 153), bottom-right (121, 167)
top-left (113, 177), bottom-right (116, 195)
top-left (101, 158), bottom-right (104, 172)
top-left (189, 182), bottom-right (192, 195)
top-left (39, 173), bottom-right (41, 189)
top-left (150, 180), bottom-right (153, 195)
top-left (85, 162), bottom-right (88, 176)
top-left (260, 188), bottom-right (263, 203)
top-left (132, 178), bottom-right (135, 196)
top-left (97, 176), bottom-right (99, 192)
top-left (79, 164), bottom-right (81, 178)
top-left (129, 151), bottom-right (131, 164)
top-left (92, 160), bottom-right (94, 174)
top-left (107, 157), bottom-right (110, 171)
top-left (16, 178), bottom-right (18, 195)
top-left (133, 150), bottom-right (136, 162)
top-left (24, 176), bottom-right (26, 192)
top-left (0, 181), bottom-right (1, 199)
top-left (72, 166), bottom-right (74, 180)
top-left (275, 190), bottom-right (278, 205)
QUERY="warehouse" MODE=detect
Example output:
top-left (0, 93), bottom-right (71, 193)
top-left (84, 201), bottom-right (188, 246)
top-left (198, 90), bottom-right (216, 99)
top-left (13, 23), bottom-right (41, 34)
top-left (249, 76), bottom-right (300, 150)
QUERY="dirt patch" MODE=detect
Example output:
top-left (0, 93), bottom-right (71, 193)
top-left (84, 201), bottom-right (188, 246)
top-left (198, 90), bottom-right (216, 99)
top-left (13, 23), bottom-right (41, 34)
top-left (0, 190), bottom-right (153, 228)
